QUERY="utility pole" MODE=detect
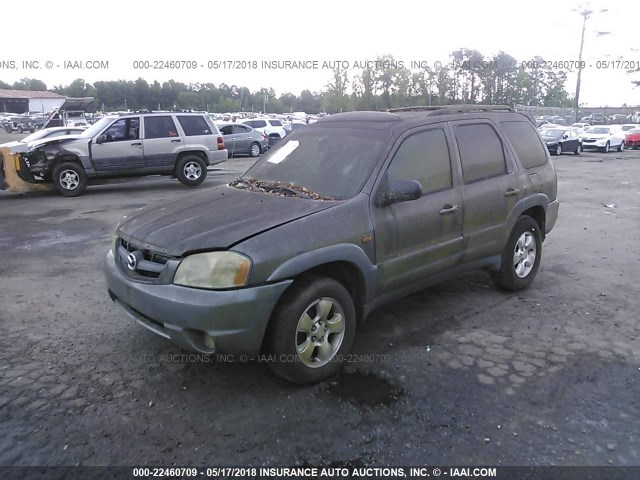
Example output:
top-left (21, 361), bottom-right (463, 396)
top-left (573, 3), bottom-right (608, 122)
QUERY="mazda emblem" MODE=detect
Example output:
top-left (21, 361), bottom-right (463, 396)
top-left (127, 252), bottom-right (138, 271)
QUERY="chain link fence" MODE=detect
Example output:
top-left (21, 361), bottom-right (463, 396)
top-left (514, 105), bottom-right (577, 124)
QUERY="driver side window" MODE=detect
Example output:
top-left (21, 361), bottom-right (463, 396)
top-left (387, 128), bottom-right (452, 194)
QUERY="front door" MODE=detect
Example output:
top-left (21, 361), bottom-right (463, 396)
top-left (372, 125), bottom-right (464, 294)
top-left (92, 117), bottom-right (143, 172)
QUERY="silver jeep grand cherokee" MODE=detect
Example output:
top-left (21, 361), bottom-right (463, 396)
top-left (105, 105), bottom-right (559, 384)
top-left (16, 111), bottom-right (228, 196)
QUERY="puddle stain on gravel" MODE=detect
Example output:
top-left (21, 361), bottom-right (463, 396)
top-left (327, 371), bottom-right (405, 407)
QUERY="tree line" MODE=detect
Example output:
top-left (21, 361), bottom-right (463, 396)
top-left (1, 50), bottom-right (578, 113)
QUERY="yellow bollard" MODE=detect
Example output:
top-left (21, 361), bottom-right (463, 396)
top-left (0, 147), bottom-right (52, 193)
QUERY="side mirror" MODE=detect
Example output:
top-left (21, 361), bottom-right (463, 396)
top-left (378, 180), bottom-right (422, 207)
top-left (562, 134), bottom-right (568, 139)
top-left (96, 134), bottom-right (107, 144)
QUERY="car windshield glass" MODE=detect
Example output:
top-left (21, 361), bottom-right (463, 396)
top-left (629, 129), bottom-right (640, 134)
top-left (540, 129), bottom-right (563, 138)
top-left (238, 127), bottom-right (390, 199)
top-left (586, 127), bottom-right (609, 134)
top-left (80, 117), bottom-right (114, 138)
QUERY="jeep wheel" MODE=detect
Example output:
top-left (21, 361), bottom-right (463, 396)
top-left (574, 144), bottom-right (581, 155)
top-left (618, 141), bottom-right (625, 152)
top-left (249, 142), bottom-right (261, 157)
top-left (52, 162), bottom-right (88, 197)
top-left (4, 125), bottom-right (12, 133)
top-left (266, 277), bottom-right (356, 385)
top-left (175, 155), bottom-right (207, 187)
top-left (555, 144), bottom-right (562, 156)
top-left (492, 216), bottom-right (542, 291)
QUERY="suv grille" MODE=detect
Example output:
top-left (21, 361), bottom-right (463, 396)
top-left (117, 238), bottom-right (171, 279)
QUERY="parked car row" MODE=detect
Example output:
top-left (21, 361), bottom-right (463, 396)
top-left (537, 122), bottom-right (636, 155)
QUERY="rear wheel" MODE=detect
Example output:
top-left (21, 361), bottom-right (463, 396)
top-left (492, 216), bottom-right (542, 291)
top-left (249, 142), bottom-right (261, 157)
top-left (266, 276), bottom-right (356, 385)
top-left (175, 155), bottom-right (207, 187)
top-left (618, 141), bottom-right (625, 152)
top-left (52, 162), bottom-right (88, 197)
top-left (555, 144), bottom-right (562, 156)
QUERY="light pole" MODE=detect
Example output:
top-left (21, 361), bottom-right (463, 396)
top-left (573, 3), bottom-right (608, 122)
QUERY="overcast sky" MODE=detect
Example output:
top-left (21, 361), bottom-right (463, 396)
top-left (2, 0), bottom-right (639, 107)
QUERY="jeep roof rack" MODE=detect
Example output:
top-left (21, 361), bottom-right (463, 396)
top-left (388, 105), bottom-right (513, 115)
top-left (117, 110), bottom-right (206, 115)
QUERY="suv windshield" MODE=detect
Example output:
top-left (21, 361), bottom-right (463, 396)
top-left (239, 127), bottom-right (389, 199)
top-left (586, 127), bottom-right (610, 134)
top-left (80, 117), bottom-right (116, 138)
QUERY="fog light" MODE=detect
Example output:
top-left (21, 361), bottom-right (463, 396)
top-left (203, 334), bottom-right (216, 351)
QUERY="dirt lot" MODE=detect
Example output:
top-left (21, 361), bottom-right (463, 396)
top-left (0, 136), bottom-right (639, 467)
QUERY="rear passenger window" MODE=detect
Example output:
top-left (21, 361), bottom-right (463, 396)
top-left (144, 116), bottom-right (178, 139)
top-left (454, 123), bottom-right (506, 183)
top-left (270, 120), bottom-right (283, 126)
top-left (388, 128), bottom-right (452, 193)
top-left (500, 121), bottom-right (548, 168)
top-left (176, 115), bottom-right (212, 136)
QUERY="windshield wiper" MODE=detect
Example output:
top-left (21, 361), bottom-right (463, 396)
top-left (230, 178), bottom-right (335, 200)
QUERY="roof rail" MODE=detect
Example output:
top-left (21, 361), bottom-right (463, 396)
top-left (388, 105), bottom-right (513, 115)
top-left (117, 109), bottom-right (205, 115)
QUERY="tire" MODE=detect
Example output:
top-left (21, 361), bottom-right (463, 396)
top-left (574, 144), bottom-right (581, 155)
top-left (17, 126), bottom-right (23, 134)
top-left (52, 162), bottom-right (88, 197)
top-left (555, 144), bottom-right (562, 156)
top-left (175, 155), bottom-right (207, 187)
top-left (492, 216), bottom-right (542, 291)
top-left (603, 142), bottom-right (610, 153)
top-left (4, 126), bottom-right (11, 133)
top-left (249, 142), bottom-right (261, 157)
top-left (265, 276), bottom-right (356, 385)
top-left (618, 141), bottom-right (625, 152)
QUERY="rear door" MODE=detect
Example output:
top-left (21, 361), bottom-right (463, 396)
top-left (91, 117), bottom-right (144, 172)
top-left (142, 115), bottom-right (181, 171)
top-left (232, 124), bottom-right (253, 153)
top-left (219, 124), bottom-right (236, 155)
top-left (451, 120), bottom-right (526, 262)
top-left (372, 124), bottom-right (464, 294)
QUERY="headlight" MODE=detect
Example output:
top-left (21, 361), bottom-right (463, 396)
top-left (174, 251), bottom-right (251, 289)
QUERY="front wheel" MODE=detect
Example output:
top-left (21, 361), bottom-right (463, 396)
top-left (52, 162), bottom-right (88, 197)
top-left (265, 276), bottom-right (356, 385)
top-left (492, 216), bottom-right (542, 291)
top-left (555, 144), bottom-right (562, 156)
top-left (175, 155), bottom-right (207, 187)
top-left (603, 141), bottom-right (610, 153)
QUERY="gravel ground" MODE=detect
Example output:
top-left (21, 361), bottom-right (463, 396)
top-left (0, 140), bottom-right (639, 467)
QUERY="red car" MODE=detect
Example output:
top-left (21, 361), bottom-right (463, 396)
top-left (625, 128), bottom-right (640, 148)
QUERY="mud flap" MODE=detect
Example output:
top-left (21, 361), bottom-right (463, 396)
top-left (0, 147), bottom-right (52, 193)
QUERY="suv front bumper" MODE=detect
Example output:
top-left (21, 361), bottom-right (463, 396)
top-left (104, 250), bottom-right (292, 356)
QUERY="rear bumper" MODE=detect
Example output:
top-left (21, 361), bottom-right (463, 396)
top-left (545, 199), bottom-right (559, 235)
top-left (208, 149), bottom-right (228, 165)
top-left (104, 249), bottom-right (292, 356)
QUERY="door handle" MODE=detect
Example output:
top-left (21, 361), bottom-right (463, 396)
top-left (171, 139), bottom-right (181, 143)
top-left (131, 142), bottom-right (142, 146)
top-left (504, 188), bottom-right (520, 197)
top-left (439, 204), bottom-right (459, 215)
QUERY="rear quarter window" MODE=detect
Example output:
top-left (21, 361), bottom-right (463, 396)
top-left (500, 121), bottom-right (548, 168)
top-left (176, 115), bottom-right (213, 136)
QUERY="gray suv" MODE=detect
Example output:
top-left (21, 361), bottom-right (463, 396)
top-left (104, 105), bottom-right (559, 384)
top-left (17, 112), bottom-right (228, 196)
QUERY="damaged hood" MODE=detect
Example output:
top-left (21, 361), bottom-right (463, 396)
top-left (29, 134), bottom-right (85, 151)
top-left (117, 184), bottom-right (342, 256)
